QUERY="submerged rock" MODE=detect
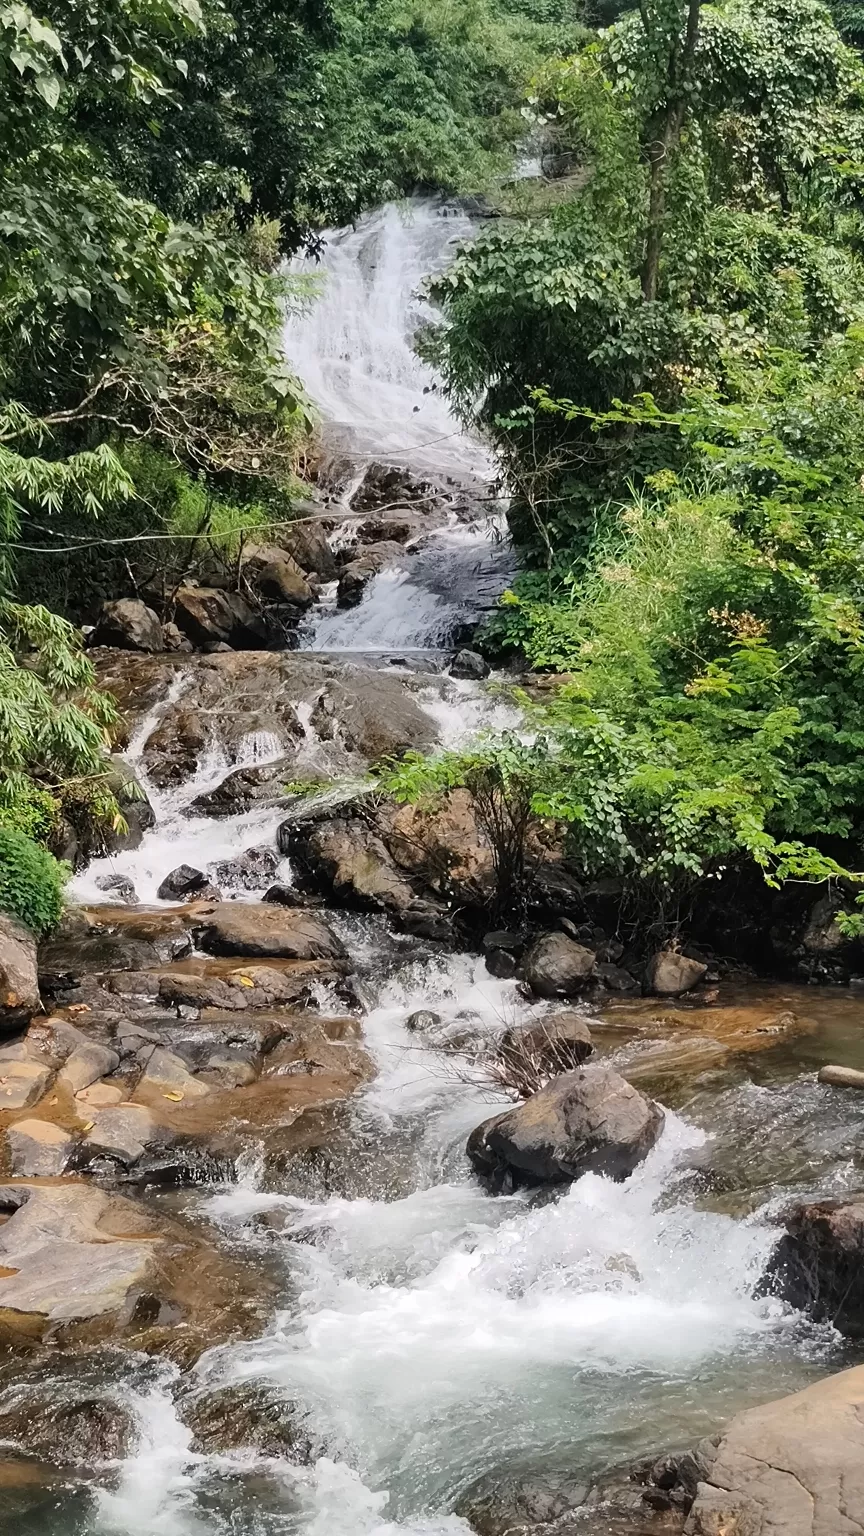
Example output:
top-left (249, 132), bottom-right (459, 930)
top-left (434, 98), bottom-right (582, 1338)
top-left (763, 1195), bottom-right (864, 1336)
top-left (686, 1366), bottom-right (864, 1534)
top-left (467, 1064), bottom-right (664, 1191)
top-left (90, 598), bottom-right (163, 653)
top-left (0, 913), bottom-right (40, 1033)
top-left (523, 932), bottom-right (596, 998)
top-left (181, 1382), bottom-right (310, 1459)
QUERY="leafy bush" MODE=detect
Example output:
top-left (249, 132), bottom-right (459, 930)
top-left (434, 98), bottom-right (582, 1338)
top-left (0, 827), bottom-right (66, 935)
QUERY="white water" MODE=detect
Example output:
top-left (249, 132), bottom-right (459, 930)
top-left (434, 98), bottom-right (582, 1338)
top-left (285, 201), bottom-right (490, 483)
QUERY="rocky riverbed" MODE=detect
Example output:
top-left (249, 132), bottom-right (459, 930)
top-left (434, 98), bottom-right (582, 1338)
top-left (3, 200), bottom-right (864, 1536)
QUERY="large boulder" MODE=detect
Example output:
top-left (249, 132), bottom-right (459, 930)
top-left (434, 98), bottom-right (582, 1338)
top-left (686, 1366), bottom-right (864, 1535)
top-left (467, 1064), bottom-right (664, 1190)
top-left (311, 673), bottom-right (437, 763)
top-left (523, 932), bottom-right (596, 998)
top-left (645, 950), bottom-right (707, 996)
top-left (763, 1195), bottom-right (864, 1337)
top-left (449, 649), bottom-right (489, 680)
top-left (0, 913), bottom-right (40, 1032)
top-left (195, 903), bottom-right (346, 961)
top-left (172, 586), bottom-right (268, 649)
top-left (280, 521), bottom-right (338, 581)
top-left (91, 598), bottom-right (163, 653)
top-left (287, 818), bottom-right (416, 913)
top-left (242, 545), bottom-right (314, 607)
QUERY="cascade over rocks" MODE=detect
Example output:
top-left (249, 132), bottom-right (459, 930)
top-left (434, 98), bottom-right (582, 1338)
top-left (467, 1064), bottom-right (664, 1190)
top-left (91, 597), bottom-right (163, 652)
top-left (337, 541), bottom-right (407, 606)
top-left (763, 1195), bottom-right (864, 1336)
top-left (192, 759), bottom-right (294, 816)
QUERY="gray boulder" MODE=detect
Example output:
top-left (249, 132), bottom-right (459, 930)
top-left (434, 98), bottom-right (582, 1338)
top-left (523, 932), bottom-right (596, 998)
top-left (7, 1119), bottom-right (73, 1177)
top-left (287, 818), bottom-right (416, 913)
top-left (0, 912), bottom-right (40, 1032)
top-left (281, 522), bottom-right (338, 581)
top-left (91, 598), bottom-right (163, 653)
top-left (157, 864), bottom-right (208, 900)
top-left (500, 1012), bottom-right (594, 1074)
top-left (645, 949), bottom-right (707, 996)
top-left (467, 1064), bottom-right (664, 1190)
top-left (449, 649), bottom-right (489, 680)
top-left (337, 542), bottom-right (406, 607)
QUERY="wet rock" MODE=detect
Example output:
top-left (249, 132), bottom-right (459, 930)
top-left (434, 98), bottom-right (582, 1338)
top-left (181, 1382), bottom-right (310, 1459)
top-left (405, 1010), bottom-right (441, 1032)
top-left (686, 1365), bottom-right (864, 1535)
top-left (280, 522), bottom-right (338, 582)
top-left (523, 932), bottom-right (596, 998)
top-left (139, 704), bottom-right (207, 789)
top-left (350, 461), bottom-right (436, 512)
top-left (172, 586), bottom-right (268, 650)
top-left (449, 649), bottom-right (489, 680)
top-left (287, 818), bottom-right (416, 913)
top-left (818, 1063), bottom-right (864, 1089)
top-left (337, 541), bottom-right (406, 606)
top-left (210, 847), bottom-right (280, 892)
top-left (157, 865), bottom-right (209, 900)
top-left (242, 545), bottom-right (314, 607)
top-left (95, 873), bottom-right (137, 904)
top-left (7, 1120), bottom-right (74, 1176)
top-left (455, 1471), bottom-right (590, 1536)
top-left (763, 1195), bottom-right (864, 1336)
top-left (90, 598), bottom-right (163, 653)
top-left (801, 892), bottom-right (849, 956)
top-left (500, 1012), bottom-right (594, 1074)
top-left (195, 904), bottom-right (346, 962)
top-left (311, 672), bottom-right (437, 762)
top-left (0, 1390), bottom-right (135, 1465)
top-left (192, 761), bottom-right (293, 818)
top-left (0, 914), bottom-right (40, 1033)
top-left (0, 1060), bottom-right (52, 1111)
top-left (645, 950), bottom-right (707, 996)
top-left (467, 1064), bottom-right (664, 1190)
top-left (131, 960), bottom-right (336, 1012)
top-left (25, 1014), bottom-right (89, 1066)
top-left (485, 947), bottom-right (517, 979)
top-left (58, 1042), bottom-right (120, 1094)
top-left (483, 930), bottom-right (526, 956)
top-left (40, 906), bottom-right (193, 980)
top-left (263, 884), bottom-right (303, 906)
top-left (201, 1051), bottom-right (258, 1089)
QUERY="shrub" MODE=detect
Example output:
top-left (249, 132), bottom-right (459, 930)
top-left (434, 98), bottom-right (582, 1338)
top-left (0, 827), bottom-right (67, 936)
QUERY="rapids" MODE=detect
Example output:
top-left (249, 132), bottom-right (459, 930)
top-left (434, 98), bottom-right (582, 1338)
top-left (9, 201), bottom-right (860, 1536)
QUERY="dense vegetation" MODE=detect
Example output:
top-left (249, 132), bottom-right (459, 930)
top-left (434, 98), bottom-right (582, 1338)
top-left (0, 0), bottom-right (570, 923)
top-left (384, 0), bottom-right (864, 948)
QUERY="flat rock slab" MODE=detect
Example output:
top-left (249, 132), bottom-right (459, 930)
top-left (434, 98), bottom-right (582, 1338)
top-left (195, 905), bottom-right (346, 961)
top-left (7, 1119), bottom-right (73, 1177)
top-left (0, 1061), bottom-right (52, 1111)
top-left (688, 1365), bottom-right (864, 1534)
top-left (0, 1183), bottom-right (157, 1321)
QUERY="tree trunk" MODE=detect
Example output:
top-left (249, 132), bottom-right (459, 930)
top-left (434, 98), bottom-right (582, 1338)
top-left (640, 0), bottom-right (702, 302)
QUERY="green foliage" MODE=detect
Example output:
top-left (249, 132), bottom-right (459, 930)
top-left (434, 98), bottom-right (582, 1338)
top-left (0, 827), bottom-right (67, 935)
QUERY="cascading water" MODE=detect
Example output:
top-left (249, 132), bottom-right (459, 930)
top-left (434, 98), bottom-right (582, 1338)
top-left (20, 200), bottom-right (855, 1536)
top-left (285, 201), bottom-right (514, 653)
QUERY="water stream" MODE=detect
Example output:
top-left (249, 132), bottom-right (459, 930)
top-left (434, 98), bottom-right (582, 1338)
top-left (11, 202), bottom-right (863, 1536)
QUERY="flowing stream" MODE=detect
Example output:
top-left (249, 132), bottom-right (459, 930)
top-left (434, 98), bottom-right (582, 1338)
top-left (14, 201), bottom-right (863, 1536)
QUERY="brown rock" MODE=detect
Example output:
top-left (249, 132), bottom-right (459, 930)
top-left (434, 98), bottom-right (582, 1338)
top-left (195, 905), bottom-right (346, 961)
top-left (645, 951), bottom-right (707, 996)
top-left (467, 1064), bottom-right (664, 1190)
top-left (763, 1195), bottom-right (864, 1336)
top-left (242, 545), bottom-right (314, 607)
top-left (90, 598), bottom-right (163, 653)
top-left (172, 587), bottom-right (267, 650)
top-left (0, 1060), bottom-right (52, 1111)
top-left (818, 1063), bottom-right (864, 1089)
top-left (500, 1012), bottom-right (594, 1074)
top-left (523, 933), bottom-right (596, 998)
top-left (311, 672), bottom-right (437, 763)
top-left (280, 522), bottom-right (338, 581)
top-left (0, 914), bottom-right (40, 1032)
top-left (287, 818), bottom-right (416, 912)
